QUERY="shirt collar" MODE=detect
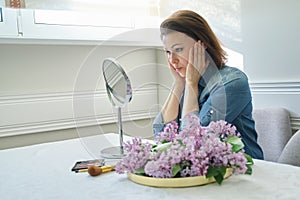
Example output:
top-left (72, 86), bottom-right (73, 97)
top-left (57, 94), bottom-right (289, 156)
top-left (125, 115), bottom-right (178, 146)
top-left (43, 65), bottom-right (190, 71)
top-left (199, 64), bottom-right (224, 87)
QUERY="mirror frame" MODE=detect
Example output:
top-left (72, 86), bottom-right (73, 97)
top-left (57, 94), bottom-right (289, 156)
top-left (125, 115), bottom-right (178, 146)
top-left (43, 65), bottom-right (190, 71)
top-left (102, 57), bottom-right (132, 107)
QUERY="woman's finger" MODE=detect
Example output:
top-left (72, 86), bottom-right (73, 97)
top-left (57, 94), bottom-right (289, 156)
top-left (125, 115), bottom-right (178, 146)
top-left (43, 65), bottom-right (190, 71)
top-left (189, 44), bottom-right (194, 67)
top-left (194, 41), bottom-right (198, 70)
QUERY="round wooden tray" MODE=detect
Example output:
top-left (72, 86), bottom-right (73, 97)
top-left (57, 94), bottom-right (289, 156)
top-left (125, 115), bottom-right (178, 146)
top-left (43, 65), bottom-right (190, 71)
top-left (128, 168), bottom-right (232, 188)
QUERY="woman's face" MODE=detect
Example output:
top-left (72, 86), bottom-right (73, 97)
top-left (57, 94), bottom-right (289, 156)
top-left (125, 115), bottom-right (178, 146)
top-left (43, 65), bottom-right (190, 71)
top-left (162, 31), bottom-right (196, 77)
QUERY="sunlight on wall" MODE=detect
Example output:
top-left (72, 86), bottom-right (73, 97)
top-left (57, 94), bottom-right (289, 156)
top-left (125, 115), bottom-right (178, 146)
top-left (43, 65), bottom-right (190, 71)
top-left (223, 47), bottom-right (244, 71)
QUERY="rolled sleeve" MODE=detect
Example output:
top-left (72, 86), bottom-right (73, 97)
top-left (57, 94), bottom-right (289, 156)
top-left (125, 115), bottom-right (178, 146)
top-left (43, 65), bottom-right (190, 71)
top-left (180, 110), bottom-right (200, 130)
top-left (152, 112), bottom-right (166, 136)
top-left (153, 111), bottom-right (182, 136)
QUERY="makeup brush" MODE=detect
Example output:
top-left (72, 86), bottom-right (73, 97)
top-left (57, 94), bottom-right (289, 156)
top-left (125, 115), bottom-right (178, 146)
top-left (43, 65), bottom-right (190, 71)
top-left (88, 165), bottom-right (115, 176)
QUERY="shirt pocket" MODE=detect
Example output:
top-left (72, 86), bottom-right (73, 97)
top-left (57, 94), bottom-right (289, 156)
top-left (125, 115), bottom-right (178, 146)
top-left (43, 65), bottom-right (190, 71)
top-left (200, 105), bottom-right (214, 126)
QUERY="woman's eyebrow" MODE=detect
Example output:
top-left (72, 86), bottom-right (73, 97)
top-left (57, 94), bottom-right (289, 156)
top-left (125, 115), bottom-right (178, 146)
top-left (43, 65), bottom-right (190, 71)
top-left (164, 43), bottom-right (184, 51)
top-left (171, 43), bottom-right (184, 49)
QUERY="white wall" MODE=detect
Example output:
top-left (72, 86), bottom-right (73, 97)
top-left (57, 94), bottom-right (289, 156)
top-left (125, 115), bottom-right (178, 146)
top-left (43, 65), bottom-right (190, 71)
top-left (240, 0), bottom-right (300, 130)
top-left (0, 44), bottom-right (159, 149)
top-left (241, 1), bottom-right (300, 81)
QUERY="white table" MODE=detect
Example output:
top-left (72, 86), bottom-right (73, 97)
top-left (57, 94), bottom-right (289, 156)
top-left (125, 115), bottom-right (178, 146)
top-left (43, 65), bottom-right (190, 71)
top-left (1, 133), bottom-right (300, 200)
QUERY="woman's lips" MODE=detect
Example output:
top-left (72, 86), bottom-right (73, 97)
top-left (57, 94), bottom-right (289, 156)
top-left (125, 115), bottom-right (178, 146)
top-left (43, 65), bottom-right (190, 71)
top-left (175, 67), bottom-right (181, 72)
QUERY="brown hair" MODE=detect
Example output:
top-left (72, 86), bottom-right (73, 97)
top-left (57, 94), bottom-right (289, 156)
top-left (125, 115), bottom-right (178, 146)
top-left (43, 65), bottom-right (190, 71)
top-left (160, 10), bottom-right (227, 69)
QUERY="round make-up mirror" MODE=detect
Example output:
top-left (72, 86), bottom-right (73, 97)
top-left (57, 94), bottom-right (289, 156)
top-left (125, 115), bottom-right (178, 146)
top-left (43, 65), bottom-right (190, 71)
top-left (101, 58), bottom-right (132, 158)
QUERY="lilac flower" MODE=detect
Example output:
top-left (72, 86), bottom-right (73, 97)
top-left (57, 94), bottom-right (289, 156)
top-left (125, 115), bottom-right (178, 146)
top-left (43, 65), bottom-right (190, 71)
top-left (144, 140), bottom-right (185, 178)
top-left (115, 138), bottom-right (152, 174)
top-left (115, 112), bottom-right (253, 184)
top-left (156, 121), bottom-right (178, 143)
top-left (208, 120), bottom-right (241, 140)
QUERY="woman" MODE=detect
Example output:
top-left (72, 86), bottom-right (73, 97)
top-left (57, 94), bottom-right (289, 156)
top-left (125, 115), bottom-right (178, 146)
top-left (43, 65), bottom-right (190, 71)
top-left (153, 10), bottom-right (264, 159)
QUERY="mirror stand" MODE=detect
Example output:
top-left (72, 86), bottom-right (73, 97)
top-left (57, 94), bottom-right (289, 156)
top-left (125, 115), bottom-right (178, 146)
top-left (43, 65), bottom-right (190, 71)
top-left (100, 106), bottom-right (125, 158)
top-left (100, 58), bottom-right (132, 159)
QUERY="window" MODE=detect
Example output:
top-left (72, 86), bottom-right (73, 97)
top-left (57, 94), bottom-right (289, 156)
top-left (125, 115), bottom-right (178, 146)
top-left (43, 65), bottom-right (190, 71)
top-left (25, 0), bottom-right (159, 17)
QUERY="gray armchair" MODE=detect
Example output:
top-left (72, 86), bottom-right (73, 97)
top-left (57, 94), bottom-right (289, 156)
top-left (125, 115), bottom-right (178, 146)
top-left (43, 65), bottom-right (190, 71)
top-left (253, 108), bottom-right (300, 167)
top-left (278, 130), bottom-right (300, 167)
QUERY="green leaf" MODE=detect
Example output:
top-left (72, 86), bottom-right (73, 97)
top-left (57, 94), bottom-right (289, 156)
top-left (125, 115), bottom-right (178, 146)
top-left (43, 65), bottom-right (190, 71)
top-left (214, 173), bottom-right (225, 185)
top-left (206, 166), bottom-right (227, 185)
top-left (245, 164), bottom-right (252, 175)
top-left (177, 139), bottom-right (184, 146)
top-left (244, 153), bottom-right (254, 175)
top-left (172, 164), bottom-right (182, 177)
top-left (152, 142), bottom-right (172, 152)
top-left (134, 166), bottom-right (145, 175)
top-left (225, 136), bottom-right (245, 152)
top-left (244, 153), bottom-right (254, 165)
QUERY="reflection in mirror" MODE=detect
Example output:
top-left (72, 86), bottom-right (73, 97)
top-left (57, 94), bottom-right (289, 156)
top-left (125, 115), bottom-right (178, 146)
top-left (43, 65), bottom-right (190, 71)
top-left (101, 58), bottom-right (132, 158)
top-left (103, 58), bottom-right (132, 106)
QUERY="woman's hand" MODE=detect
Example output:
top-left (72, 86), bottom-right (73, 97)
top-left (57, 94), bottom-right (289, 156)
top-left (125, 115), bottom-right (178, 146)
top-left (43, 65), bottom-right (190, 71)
top-left (181, 41), bottom-right (209, 117)
top-left (167, 56), bottom-right (186, 87)
top-left (186, 40), bottom-right (210, 86)
top-left (161, 55), bottom-right (185, 123)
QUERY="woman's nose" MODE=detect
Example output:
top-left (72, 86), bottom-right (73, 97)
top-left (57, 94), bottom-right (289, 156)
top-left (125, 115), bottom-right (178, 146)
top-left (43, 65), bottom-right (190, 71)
top-left (169, 52), bottom-right (179, 64)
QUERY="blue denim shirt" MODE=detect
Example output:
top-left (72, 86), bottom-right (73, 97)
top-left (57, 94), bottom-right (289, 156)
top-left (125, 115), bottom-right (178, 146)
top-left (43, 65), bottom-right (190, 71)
top-left (153, 65), bottom-right (264, 159)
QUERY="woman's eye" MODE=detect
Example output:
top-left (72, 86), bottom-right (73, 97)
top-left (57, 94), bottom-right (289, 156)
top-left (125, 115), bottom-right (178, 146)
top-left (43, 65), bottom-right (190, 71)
top-left (174, 48), bottom-right (183, 53)
top-left (165, 51), bottom-right (171, 56)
